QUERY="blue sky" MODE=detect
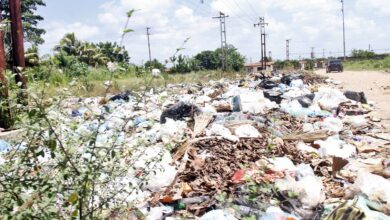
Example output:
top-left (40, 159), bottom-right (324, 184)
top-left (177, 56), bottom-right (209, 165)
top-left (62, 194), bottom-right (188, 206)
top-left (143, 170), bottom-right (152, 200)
top-left (37, 0), bottom-right (390, 64)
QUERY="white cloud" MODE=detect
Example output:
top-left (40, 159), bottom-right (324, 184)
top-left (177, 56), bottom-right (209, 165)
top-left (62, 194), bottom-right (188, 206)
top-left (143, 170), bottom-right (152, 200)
top-left (41, 22), bottom-right (100, 53)
top-left (356, 0), bottom-right (390, 15)
top-left (38, 0), bottom-right (390, 62)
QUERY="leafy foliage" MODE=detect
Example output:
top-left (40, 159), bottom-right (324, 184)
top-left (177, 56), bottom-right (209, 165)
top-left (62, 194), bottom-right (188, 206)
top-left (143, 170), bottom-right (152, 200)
top-left (25, 45), bottom-right (40, 67)
top-left (54, 33), bottom-right (130, 67)
top-left (0, 90), bottom-right (161, 218)
top-left (195, 45), bottom-right (245, 71)
top-left (144, 59), bottom-right (165, 71)
top-left (96, 42), bottom-right (130, 64)
top-left (215, 45), bottom-right (245, 71)
top-left (194, 50), bottom-right (219, 70)
top-left (1, 0), bottom-right (46, 45)
top-left (274, 60), bottom-right (300, 70)
top-left (351, 49), bottom-right (376, 60)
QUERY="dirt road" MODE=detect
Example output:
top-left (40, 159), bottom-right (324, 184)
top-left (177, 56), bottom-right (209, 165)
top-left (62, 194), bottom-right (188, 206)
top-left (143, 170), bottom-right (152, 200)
top-left (316, 69), bottom-right (390, 122)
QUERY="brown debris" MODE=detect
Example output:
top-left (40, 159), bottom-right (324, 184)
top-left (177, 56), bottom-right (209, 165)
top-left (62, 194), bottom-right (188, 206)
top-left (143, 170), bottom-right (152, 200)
top-left (283, 130), bottom-right (330, 143)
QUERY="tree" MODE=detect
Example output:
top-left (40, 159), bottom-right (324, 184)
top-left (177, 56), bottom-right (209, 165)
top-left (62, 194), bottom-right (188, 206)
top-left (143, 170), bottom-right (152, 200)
top-left (25, 45), bottom-right (39, 67)
top-left (194, 45), bottom-right (245, 72)
top-left (54, 33), bottom-right (82, 57)
top-left (1, 0), bottom-right (46, 45)
top-left (96, 42), bottom-right (130, 64)
top-left (351, 49), bottom-right (376, 60)
top-left (144, 59), bottom-right (165, 71)
top-left (194, 50), bottom-right (219, 70)
top-left (215, 45), bottom-right (245, 71)
top-left (54, 33), bottom-right (132, 67)
top-left (274, 60), bottom-right (300, 70)
top-left (171, 55), bottom-right (191, 73)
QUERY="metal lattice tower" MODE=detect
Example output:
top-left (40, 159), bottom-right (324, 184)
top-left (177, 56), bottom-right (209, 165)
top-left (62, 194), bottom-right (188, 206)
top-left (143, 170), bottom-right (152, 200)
top-left (146, 27), bottom-right (152, 63)
top-left (254, 17), bottom-right (268, 70)
top-left (286, 39), bottom-right (290, 61)
top-left (213, 12), bottom-right (229, 72)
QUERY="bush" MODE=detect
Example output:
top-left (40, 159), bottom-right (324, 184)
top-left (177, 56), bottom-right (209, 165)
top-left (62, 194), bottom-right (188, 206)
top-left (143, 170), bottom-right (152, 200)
top-left (64, 61), bottom-right (89, 78)
top-left (351, 49), bottom-right (376, 60)
top-left (144, 59), bottom-right (165, 71)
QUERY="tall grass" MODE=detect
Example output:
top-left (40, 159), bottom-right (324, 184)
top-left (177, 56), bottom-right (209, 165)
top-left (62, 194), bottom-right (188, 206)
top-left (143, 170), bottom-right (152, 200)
top-left (29, 67), bottom-right (245, 98)
top-left (344, 57), bottom-right (390, 71)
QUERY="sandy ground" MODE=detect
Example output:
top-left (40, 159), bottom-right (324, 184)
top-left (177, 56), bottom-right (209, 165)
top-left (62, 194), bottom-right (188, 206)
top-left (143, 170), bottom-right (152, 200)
top-left (316, 69), bottom-right (390, 123)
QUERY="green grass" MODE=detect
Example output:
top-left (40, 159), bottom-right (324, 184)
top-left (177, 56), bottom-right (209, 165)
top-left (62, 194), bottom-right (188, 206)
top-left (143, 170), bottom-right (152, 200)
top-left (29, 69), bottom-right (245, 98)
top-left (344, 56), bottom-right (390, 71)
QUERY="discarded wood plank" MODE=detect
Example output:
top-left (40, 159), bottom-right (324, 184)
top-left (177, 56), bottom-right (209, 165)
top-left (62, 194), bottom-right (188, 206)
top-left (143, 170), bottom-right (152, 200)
top-left (283, 130), bottom-right (329, 143)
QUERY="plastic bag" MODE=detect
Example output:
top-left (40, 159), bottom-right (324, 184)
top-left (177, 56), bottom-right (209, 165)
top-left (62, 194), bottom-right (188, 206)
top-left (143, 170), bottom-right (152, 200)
top-left (314, 87), bottom-right (348, 111)
top-left (352, 171), bottom-right (390, 204)
top-left (207, 124), bottom-right (239, 142)
top-left (159, 119), bottom-right (187, 144)
top-left (315, 136), bottom-right (356, 159)
top-left (343, 116), bottom-right (367, 128)
top-left (290, 79), bottom-right (304, 88)
top-left (234, 124), bottom-right (261, 138)
top-left (200, 209), bottom-right (237, 220)
top-left (268, 157), bottom-right (296, 172)
top-left (276, 164), bottom-right (325, 208)
top-left (280, 100), bottom-right (307, 118)
top-left (319, 117), bottom-right (344, 132)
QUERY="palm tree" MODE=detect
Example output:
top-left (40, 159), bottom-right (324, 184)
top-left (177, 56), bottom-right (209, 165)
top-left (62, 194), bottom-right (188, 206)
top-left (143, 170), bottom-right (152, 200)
top-left (54, 33), bottom-right (81, 56)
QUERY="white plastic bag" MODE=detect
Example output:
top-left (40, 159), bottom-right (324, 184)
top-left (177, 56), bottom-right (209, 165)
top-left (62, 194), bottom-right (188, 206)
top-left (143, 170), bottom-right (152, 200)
top-left (275, 164), bottom-right (325, 208)
top-left (200, 209), bottom-right (237, 220)
top-left (207, 124), bottom-right (239, 142)
top-left (234, 124), bottom-right (261, 138)
top-left (315, 136), bottom-right (356, 159)
top-left (353, 171), bottom-right (390, 204)
top-left (314, 87), bottom-right (347, 111)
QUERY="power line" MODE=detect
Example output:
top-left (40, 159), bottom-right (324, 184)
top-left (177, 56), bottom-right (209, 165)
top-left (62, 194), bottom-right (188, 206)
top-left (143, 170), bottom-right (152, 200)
top-left (244, 0), bottom-right (259, 19)
top-left (219, 0), bottom-right (253, 25)
top-left (231, 0), bottom-right (257, 24)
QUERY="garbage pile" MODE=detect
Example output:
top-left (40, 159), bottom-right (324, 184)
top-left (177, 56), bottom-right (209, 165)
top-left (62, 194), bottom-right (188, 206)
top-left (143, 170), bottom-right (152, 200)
top-left (1, 71), bottom-right (390, 219)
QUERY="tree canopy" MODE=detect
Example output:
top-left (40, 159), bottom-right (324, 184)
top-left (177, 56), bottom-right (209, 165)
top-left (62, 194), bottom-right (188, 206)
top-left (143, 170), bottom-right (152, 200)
top-left (194, 45), bottom-right (245, 72)
top-left (54, 33), bottom-right (130, 67)
top-left (1, 0), bottom-right (46, 45)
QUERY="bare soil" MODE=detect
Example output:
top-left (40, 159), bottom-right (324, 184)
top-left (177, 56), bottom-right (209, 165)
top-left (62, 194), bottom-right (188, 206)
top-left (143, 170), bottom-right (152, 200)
top-left (316, 69), bottom-right (390, 123)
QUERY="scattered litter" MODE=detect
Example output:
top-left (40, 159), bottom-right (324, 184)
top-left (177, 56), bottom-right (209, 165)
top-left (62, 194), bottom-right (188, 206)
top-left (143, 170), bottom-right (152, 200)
top-left (344, 91), bottom-right (368, 104)
top-left (2, 71), bottom-right (389, 219)
top-left (234, 124), bottom-right (261, 138)
top-left (316, 136), bottom-right (356, 158)
top-left (200, 209), bottom-right (237, 220)
top-left (160, 102), bottom-right (199, 124)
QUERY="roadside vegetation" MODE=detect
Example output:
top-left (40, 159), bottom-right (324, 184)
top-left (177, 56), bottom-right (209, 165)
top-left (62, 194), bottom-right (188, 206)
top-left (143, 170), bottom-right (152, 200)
top-left (344, 49), bottom-right (390, 71)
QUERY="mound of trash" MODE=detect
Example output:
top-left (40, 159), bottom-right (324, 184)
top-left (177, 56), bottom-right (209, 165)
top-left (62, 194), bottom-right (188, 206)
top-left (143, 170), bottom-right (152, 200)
top-left (1, 71), bottom-right (389, 219)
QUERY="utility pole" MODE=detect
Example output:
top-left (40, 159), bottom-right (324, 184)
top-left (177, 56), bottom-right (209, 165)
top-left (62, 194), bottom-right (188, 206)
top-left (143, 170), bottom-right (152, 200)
top-left (254, 17), bottom-right (268, 70)
top-left (0, 8), bottom-right (12, 129)
top-left (146, 27), bottom-right (152, 63)
top-left (268, 51), bottom-right (272, 61)
top-left (9, 0), bottom-right (27, 90)
top-left (213, 12), bottom-right (229, 72)
top-left (311, 47), bottom-right (315, 59)
top-left (286, 39), bottom-right (290, 61)
top-left (341, 0), bottom-right (346, 61)
top-left (368, 44), bottom-right (371, 51)
top-left (0, 11), bottom-right (8, 98)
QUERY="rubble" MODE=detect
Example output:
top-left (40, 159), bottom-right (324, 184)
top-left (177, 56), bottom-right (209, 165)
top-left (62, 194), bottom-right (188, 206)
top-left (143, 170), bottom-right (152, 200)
top-left (1, 71), bottom-right (390, 219)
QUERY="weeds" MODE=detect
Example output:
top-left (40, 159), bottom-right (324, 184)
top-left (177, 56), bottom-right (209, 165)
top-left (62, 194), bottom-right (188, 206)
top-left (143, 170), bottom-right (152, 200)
top-left (344, 56), bottom-right (390, 71)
